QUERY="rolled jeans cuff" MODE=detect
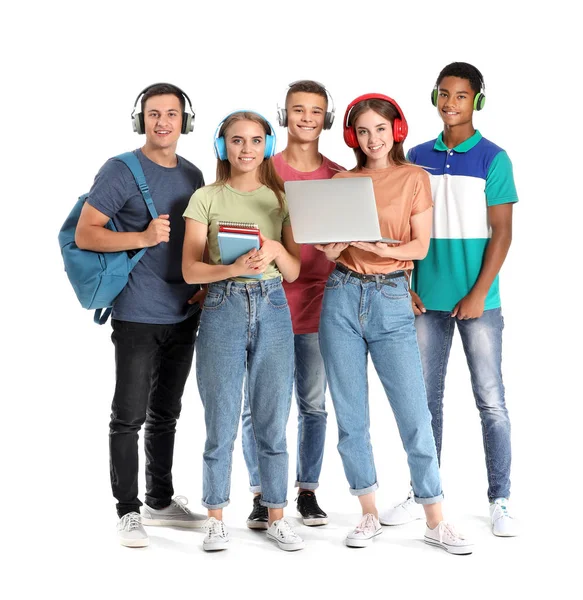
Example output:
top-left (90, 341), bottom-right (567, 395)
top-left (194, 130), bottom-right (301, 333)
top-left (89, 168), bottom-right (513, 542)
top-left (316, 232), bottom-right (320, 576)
top-left (349, 482), bottom-right (379, 496)
top-left (249, 485), bottom-right (262, 494)
top-left (201, 499), bottom-right (230, 510)
top-left (295, 481), bottom-right (319, 490)
top-left (259, 499), bottom-right (288, 509)
top-left (415, 493), bottom-right (444, 505)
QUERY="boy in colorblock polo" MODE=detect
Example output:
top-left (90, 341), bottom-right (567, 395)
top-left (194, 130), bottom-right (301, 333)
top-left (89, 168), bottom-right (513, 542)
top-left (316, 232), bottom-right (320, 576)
top-left (240, 80), bottom-right (344, 529)
top-left (380, 63), bottom-right (519, 537)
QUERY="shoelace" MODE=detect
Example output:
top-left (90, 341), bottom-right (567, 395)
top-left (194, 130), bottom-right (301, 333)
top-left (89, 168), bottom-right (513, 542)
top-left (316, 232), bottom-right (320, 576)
top-left (275, 519), bottom-right (299, 540)
top-left (206, 517), bottom-right (226, 537)
top-left (122, 513), bottom-right (141, 532)
top-left (355, 513), bottom-right (377, 534)
top-left (493, 500), bottom-right (512, 520)
top-left (438, 522), bottom-right (465, 542)
top-left (172, 495), bottom-right (191, 514)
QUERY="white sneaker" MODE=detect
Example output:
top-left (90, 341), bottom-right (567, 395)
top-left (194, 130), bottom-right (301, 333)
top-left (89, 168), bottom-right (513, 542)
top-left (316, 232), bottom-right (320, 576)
top-left (490, 498), bottom-right (519, 537)
top-left (379, 491), bottom-right (424, 525)
top-left (203, 517), bottom-right (230, 551)
top-left (267, 518), bottom-right (305, 551)
top-left (424, 521), bottom-right (473, 555)
top-left (345, 513), bottom-right (383, 548)
top-left (141, 495), bottom-right (207, 528)
top-left (117, 512), bottom-right (149, 548)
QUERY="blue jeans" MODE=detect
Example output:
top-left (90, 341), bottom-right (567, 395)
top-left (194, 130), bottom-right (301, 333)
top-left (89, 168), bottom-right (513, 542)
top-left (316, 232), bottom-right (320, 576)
top-left (415, 308), bottom-right (511, 501)
top-left (242, 332), bottom-right (327, 492)
top-left (319, 268), bottom-right (443, 504)
top-left (196, 279), bottom-right (294, 509)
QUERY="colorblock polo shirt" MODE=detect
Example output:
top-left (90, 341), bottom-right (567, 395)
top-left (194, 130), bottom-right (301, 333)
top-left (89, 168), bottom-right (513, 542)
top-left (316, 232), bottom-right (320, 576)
top-left (408, 131), bottom-right (518, 311)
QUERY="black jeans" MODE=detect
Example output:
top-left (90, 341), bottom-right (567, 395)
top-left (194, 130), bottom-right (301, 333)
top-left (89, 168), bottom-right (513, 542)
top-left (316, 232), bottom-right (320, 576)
top-left (109, 312), bottom-right (199, 518)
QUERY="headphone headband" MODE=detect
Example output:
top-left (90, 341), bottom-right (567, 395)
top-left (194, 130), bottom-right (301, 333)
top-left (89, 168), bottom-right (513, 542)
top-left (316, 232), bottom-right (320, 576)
top-left (214, 110), bottom-right (277, 160)
top-left (342, 93), bottom-right (408, 147)
top-left (277, 80), bottom-right (336, 130)
top-left (130, 82), bottom-right (195, 134)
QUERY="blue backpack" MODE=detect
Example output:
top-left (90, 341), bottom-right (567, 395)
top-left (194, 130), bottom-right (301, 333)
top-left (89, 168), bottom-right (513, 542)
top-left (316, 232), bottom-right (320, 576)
top-left (58, 152), bottom-right (158, 325)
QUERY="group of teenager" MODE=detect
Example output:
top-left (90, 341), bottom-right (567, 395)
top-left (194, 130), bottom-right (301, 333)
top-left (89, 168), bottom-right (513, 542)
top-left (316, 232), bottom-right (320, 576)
top-left (75, 61), bottom-right (519, 555)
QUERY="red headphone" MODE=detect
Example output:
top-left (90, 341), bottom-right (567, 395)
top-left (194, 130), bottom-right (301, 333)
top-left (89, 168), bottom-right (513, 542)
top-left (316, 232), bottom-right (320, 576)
top-left (342, 93), bottom-right (409, 148)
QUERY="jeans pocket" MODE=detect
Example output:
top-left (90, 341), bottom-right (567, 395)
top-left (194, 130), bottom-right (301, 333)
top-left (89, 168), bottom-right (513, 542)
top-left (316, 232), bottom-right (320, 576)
top-left (266, 287), bottom-right (289, 309)
top-left (380, 279), bottom-right (409, 300)
top-left (325, 270), bottom-right (343, 290)
top-left (203, 290), bottom-right (226, 310)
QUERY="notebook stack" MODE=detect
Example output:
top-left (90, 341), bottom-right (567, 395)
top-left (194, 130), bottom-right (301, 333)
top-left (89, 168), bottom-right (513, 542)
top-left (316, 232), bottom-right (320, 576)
top-left (217, 221), bottom-right (262, 279)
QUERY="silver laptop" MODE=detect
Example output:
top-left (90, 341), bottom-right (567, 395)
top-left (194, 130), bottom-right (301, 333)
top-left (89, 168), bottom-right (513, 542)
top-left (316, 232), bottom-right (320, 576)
top-left (284, 177), bottom-right (401, 245)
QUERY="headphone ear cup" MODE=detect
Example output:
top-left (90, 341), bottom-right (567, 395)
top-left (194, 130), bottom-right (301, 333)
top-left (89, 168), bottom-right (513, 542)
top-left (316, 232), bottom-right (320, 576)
top-left (474, 93), bottom-right (486, 111)
top-left (214, 136), bottom-right (227, 161)
top-left (182, 112), bottom-right (194, 134)
top-left (324, 111), bottom-right (334, 130)
top-left (133, 112), bottom-right (145, 135)
top-left (431, 88), bottom-right (438, 107)
top-left (393, 118), bottom-right (408, 143)
top-left (264, 134), bottom-right (276, 158)
top-left (277, 108), bottom-right (287, 128)
top-left (343, 127), bottom-right (359, 149)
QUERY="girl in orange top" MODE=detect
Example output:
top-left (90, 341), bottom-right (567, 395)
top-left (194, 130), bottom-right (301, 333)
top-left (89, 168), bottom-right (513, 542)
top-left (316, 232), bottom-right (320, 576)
top-left (317, 94), bottom-right (472, 554)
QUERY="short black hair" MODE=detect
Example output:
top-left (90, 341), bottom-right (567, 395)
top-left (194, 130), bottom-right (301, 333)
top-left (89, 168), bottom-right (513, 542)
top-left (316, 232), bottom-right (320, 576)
top-left (436, 62), bottom-right (484, 94)
top-left (141, 83), bottom-right (185, 113)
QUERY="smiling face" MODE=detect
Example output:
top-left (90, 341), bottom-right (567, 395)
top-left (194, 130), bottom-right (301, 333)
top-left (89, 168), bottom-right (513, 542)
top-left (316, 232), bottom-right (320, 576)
top-left (142, 94), bottom-right (183, 151)
top-left (354, 109), bottom-right (394, 168)
top-left (224, 119), bottom-right (266, 175)
top-left (436, 76), bottom-right (475, 127)
top-left (285, 91), bottom-right (327, 142)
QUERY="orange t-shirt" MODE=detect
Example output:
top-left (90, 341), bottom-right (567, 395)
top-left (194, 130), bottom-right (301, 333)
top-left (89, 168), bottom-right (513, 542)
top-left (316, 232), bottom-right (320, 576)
top-left (332, 165), bottom-right (433, 274)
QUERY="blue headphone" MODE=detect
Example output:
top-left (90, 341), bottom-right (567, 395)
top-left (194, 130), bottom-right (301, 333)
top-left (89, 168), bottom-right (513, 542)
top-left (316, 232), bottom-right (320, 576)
top-left (213, 110), bottom-right (277, 161)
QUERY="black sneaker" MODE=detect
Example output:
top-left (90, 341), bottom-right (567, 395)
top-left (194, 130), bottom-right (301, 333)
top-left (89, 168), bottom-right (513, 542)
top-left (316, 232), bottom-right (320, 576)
top-left (246, 495), bottom-right (268, 530)
top-left (296, 491), bottom-right (328, 526)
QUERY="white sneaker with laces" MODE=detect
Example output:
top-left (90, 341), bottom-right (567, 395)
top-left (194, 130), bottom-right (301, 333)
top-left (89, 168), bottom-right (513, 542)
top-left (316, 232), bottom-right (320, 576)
top-left (424, 521), bottom-right (473, 555)
top-left (117, 512), bottom-right (149, 548)
top-left (379, 491), bottom-right (424, 526)
top-left (266, 518), bottom-right (305, 551)
top-left (203, 517), bottom-right (230, 551)
top-left (490, 498), bottom-right (519, 537)
top-left (141, 495), bottom-right (207, 528)
top-left (345, 513), bottom-right (383, 548)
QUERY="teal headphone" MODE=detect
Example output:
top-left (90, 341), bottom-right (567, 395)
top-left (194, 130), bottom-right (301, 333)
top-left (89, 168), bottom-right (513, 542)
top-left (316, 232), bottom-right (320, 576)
top-left (431, 81), bottom-right (486, 111)
top-left (214, 110), bottom-right (277, 160)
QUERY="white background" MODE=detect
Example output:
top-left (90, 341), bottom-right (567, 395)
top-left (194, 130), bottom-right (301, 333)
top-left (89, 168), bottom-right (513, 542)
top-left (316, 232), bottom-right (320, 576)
top-left (2, 1), bottom-right (581, 598)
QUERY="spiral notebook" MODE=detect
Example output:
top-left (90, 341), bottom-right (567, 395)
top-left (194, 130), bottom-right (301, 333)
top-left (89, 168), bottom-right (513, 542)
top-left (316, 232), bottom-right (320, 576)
top-left (217, 221), bottom-right (261, 279)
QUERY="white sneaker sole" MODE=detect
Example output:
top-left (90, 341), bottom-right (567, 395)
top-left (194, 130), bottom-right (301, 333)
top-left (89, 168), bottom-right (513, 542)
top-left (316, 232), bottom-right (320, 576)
top-left (141, 517), bottom-right (206, 528)
top-left (297, 512), bottom-right (328, 526)
top-left (492, 528), bottom-right (519, 537)
top-left (246, 519), bottom-right (269, 530)
top-left (119, 537), bottom-right (149, 548)
top-left (203, 540), bottom-right (229, 551)
top-left (345, 529), bottom-right (382, 548)
top-left (424, 537), bottom-right (473, 555)
top-left (267, 533), bottom-right (305, 551)
top-left (379, 513), bottom-right (422, 526)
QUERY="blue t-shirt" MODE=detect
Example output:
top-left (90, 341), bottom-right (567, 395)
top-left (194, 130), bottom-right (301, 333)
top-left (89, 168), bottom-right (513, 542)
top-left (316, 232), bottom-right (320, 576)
top-left (87, 149), bottom-right (205, 324)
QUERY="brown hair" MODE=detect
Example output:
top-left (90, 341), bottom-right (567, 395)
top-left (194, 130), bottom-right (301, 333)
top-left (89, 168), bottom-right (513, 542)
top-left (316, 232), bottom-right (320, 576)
top-left (286, 80), bottom-right (328, 108)
top-left (347, 99), bottom-right (408, 170)
top-left (214, 112), bottom-right (285, 211)
top-left (141, 83), bottom-right (185, 113)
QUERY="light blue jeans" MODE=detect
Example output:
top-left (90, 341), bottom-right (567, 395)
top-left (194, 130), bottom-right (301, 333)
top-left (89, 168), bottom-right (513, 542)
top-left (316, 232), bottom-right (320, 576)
top-left (319, 268), bottom-right (443, 504)
top-left (415, 308), bottom-right (511, 500)
top-left (196, 279), bottom-right (294, 509)
top-left (242, 332), bottom-right (327, 491)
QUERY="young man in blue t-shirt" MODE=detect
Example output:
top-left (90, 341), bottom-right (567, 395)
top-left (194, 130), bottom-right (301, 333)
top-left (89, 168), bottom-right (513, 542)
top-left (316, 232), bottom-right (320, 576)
top-left (76, 83), bottom-right (206, 547)
top-left (380, 63), bottom-right (519, 537)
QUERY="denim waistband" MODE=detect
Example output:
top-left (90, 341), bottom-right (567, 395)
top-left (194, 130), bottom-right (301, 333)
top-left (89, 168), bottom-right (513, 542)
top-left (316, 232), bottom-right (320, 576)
top-left (208, 277), bottom-right (283, 296)
top-left (335, 263), bottom-right (406, 283)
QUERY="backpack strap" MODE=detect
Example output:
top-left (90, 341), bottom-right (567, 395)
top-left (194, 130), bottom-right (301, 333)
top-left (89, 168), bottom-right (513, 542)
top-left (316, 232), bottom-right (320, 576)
top-left (92, 151), bottom-right (158, 325)
top-left (114, 152), bottom-right (159, 220)
top-left (94, 307), bottom-right (112, 325)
